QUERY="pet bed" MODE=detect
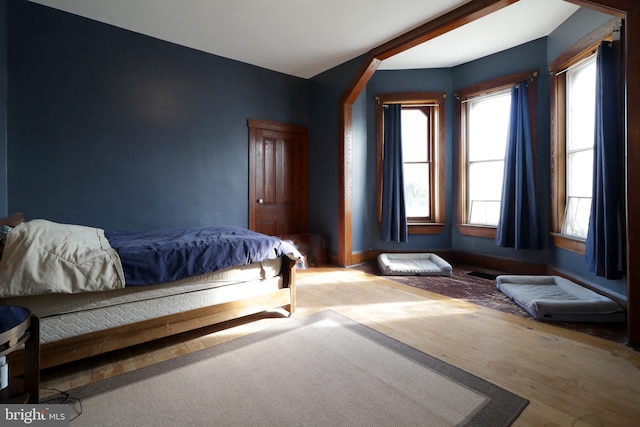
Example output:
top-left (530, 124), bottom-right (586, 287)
top-left (496, 275), bottom-right (625, 322)
top-left (377, 253), bottom-right (452, 276)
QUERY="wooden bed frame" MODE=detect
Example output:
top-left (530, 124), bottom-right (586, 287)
top-left (1, 214), bottom-right (297, 373)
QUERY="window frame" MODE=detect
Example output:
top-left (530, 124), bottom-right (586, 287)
top-left (455, 70), bottom-right (538, 238)
top-left (375, 92), bottom-right (446, 235)
top-left (401, 105), bottom-right (434, 222)
top-left (549, 20), bottom-right (618, 254)
top-left (564, 54), bottom-right (597, 240)
top-left (465, 87), bottom-right (512, 227)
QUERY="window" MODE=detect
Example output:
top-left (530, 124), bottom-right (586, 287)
top-left (376, 92), bottom-right (445, 234)
top-left (549, 21), bottom-right (616, 254)
top-left (563, 55), bottom-right (597, 239)
top-left (465, 89), bottom-right (511, 226)
top-left (456, 71), bottom-right (537, 238)
top-left (402, 106), bottom-right (432, 220)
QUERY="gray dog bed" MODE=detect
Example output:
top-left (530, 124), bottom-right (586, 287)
top-left (377, 253), bottom-right (452, 276)
top-left (496, 275), bottom-right (625, 322)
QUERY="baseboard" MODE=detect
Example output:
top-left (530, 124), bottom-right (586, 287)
top-left (347, 250), bottom-right (542, 274)
top-left (450, 252), bottom-right (546, 275)
top-left (349, 250), bottom-right (377, 266)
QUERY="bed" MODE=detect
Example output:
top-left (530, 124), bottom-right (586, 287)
top-left (376, 253), bottom-right (453, 276)
top-left (496, 275), bottom-right (625, 322)
top-left (0, 214), bottom-right (300, 373)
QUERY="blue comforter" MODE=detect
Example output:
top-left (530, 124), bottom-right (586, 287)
top-left (105, 226), bottom-right (299, 286)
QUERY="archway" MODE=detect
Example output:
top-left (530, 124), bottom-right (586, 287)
top-left (336, 0), bottom-right (640, 348)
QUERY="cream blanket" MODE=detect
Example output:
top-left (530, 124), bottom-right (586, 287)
top-left (0, 219), bottom-right (125, 298)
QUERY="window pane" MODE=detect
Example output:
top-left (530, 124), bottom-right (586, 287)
top-left (403, 163), bottom-right (430, 218)
top-left (567, 57), bottom-right (596, 152)
top-left (563, 196), bottom-right (592, 239)
top-left (567, 149), bottom-right (593, 198)
top-left (468, 91), bottom-right (511, 162)
top-left (401, 109), bottom-right (428, 161)
top-left (469, 200), bottom-right (501, 226)
top-left (468, 160), bottom-right (504, 226)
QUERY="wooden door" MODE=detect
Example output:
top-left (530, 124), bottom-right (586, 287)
top-left (248, 120), bottom-right (308, 236)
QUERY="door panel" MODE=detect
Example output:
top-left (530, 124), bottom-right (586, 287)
top-left (249, 120), bottom-right (308, 236)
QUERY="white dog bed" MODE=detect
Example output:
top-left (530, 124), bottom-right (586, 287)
top-left (377, 253), bottom-right (452, 276)
top-left (496, 275), bottom-right (625, 322)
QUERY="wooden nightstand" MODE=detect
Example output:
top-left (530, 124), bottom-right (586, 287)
top-left (0, 306), bottom-right (40, 404)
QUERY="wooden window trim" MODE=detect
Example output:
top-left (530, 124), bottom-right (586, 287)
top-left (551, 232), bottom-right (586, 255)
top-left (457, 224), bottom-right (497, 238)
top-left (402, 105), bottom-right (434, 223)
top-left (375, 92), bottom-right (446, 234)
top-left (549, 19), bottom-right (619, 254)
top-left (455, 70), bottom-right (538, 238)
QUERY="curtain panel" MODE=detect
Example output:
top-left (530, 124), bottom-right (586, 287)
top-left (495, 82), bottom-right (541, 250)
top-left (585, 41), bottom-right (624, 279)
top-left (380, 104), bottom-right (408, 243)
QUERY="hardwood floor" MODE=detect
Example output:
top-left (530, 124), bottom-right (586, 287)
top-left (40, 267), bottom-right (640, 426)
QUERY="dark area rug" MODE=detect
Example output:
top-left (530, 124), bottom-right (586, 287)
top-left (351, 262), bottom-right (627, 344)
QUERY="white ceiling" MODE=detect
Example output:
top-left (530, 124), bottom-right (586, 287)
top-left (29, 0), bottom-right (580, 79)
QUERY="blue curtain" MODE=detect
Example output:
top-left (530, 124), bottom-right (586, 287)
top-left (380, 104), bottom-right (408, 242)
top-left (586, 41), bottom-right (623, 279)
top-left (495, 82), bottom-right (541, 250)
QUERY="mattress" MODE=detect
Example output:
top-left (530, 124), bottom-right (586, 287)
top-left (40, 276), bottom-right (283, 343)
top-left (1, 258), bottom-right (284, 343)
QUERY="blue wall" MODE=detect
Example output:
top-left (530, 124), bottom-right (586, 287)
top-left (307, 54), bottom-right (365, 253)
top-left (6, 0), bottom-right (308, 231)
top-left (547, 7), bottom-right (613, 63)
top-left (351, 88), bottom-right (369, 252)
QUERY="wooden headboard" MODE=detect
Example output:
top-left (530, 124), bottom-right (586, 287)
top-left (0, 213), bottom-right (25, 227)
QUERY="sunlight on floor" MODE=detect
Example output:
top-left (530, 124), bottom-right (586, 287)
top-left (296, 268), bottom-right (368, 284)
top-left (296, 268), bottom-right (478, 322)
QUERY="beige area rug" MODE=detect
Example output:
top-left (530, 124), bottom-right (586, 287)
top-left (43, 311), bottom-right (528, 426)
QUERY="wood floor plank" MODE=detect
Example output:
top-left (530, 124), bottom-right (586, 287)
top-left (39, 267), bottom-right (640, 426)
